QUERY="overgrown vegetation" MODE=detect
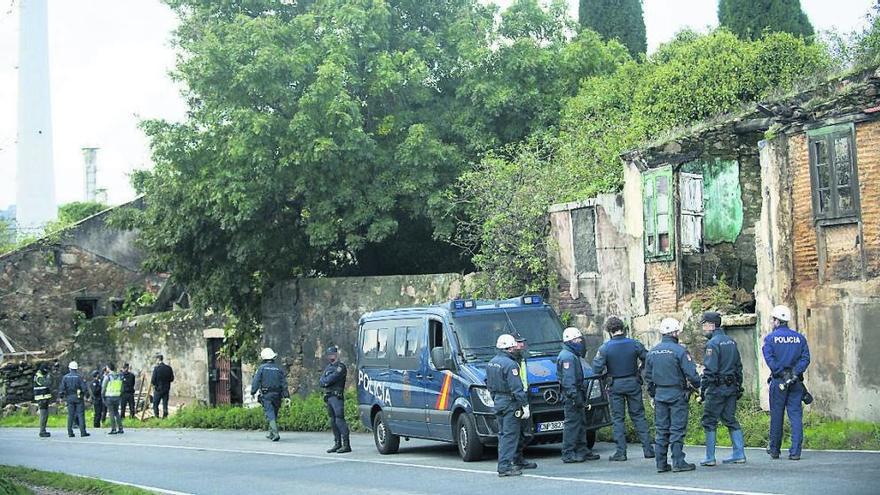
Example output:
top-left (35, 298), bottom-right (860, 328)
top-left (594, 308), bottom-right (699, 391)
top-left (579, 0), bottom-right (647, 57)
top-left (600, 396), bottom-right (880, 450)
top-left (0, 465), bottom-right (154, 495)
top-left (718, 0), bottom-right (814, 41)
top-left (0, 391), bottom-right (363, 433)
top-left (118, 0), bottom-right (880, 348)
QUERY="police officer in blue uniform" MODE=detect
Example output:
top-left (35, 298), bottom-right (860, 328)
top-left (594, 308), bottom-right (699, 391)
top-left (59, 361), bottom-right (90, 438)
top-left (699, 311), bottom-right (746, 466)
top-left (33, 363), bottom-right (53, 438)
top-left (320, 346), bottom-right (351, 453)
top-left (646, 318), bottom-right (700, 473)
top-left (558, 327), bottom-right (600, 463)
top-left (251, 347), bottom-right (290, 441)
top-left (762, 305), bottom-right (811, 461)
top-left (592, 316), bottom-right (654, 461)
top-left (487, 334), bottom-right (535, 477)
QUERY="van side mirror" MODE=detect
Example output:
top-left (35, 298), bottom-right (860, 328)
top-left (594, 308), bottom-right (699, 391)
top-left (431, 346), bottom-right (453, 371)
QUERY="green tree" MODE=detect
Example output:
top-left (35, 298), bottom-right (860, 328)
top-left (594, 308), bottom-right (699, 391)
top-left (0, 218), bottom-right (15, 254)
top-left (579, 0), bottom-right (647, 57)
top-left (44, 201), bottom-right (108, 235)
top-left (126, 0), bottom-right (499, 358)
top-left (719, 0), bottom-right (814, 41)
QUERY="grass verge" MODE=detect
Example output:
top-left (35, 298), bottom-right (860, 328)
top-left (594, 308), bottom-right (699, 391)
top-left (0, 465), bottom-right (154, 494)
top-left (3, 392), bottom-right (878, 450)
top-left (597, 396), bottom-right (880, 450)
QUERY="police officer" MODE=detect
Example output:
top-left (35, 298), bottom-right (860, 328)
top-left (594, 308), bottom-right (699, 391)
top-left (120, 363), bottom-right (137, 419)
top-left (486, 334), bottom-right (535, 477)
top-left (592, 316), bottom-right (654, 461)
top-left (59, 361), bottom-right (89, 438)
top-left (319, 346), bottom-right (351, 453)
top-left (151, 354), bottom-right (175, 419)
top-left (512, 335), bottom-right (538, 470)
top-left (645, 318), bottom-right (700, 473)
top-left (699, 311), bottom-right (745, 466)
top-left (33, 363), bottom-right (53, 438)
top-left (89, 369), bottom-right (105, 428)
top-left (558, 327), bottom-right (600, 463)
top-left (251, 347), bottom-right (290, 442)
top-left (762, 305), bottom-right (811, 461)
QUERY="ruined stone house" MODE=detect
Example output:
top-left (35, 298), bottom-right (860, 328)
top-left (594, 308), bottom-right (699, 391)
top-left (550, 66), bottom-right (880, 421)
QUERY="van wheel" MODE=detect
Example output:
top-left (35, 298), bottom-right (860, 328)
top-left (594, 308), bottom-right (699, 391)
top-left (456, 414), bottom-right (484, 462)
top-left (373, 411), bottom-right (400, 455)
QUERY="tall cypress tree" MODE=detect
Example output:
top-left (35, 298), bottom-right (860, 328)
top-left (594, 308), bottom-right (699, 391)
top-left (719, 0), bottom-right (814, 40)
top-left (579, 0), bottom-right (647, 57)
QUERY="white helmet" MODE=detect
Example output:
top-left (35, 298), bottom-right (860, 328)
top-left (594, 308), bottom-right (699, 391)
top-left (260, 347), bottom-right (277, 360)
top-left (68, 361), bottom-right (78, 370)
top-left (562, 327), bottom-right (582, 342)
top-left (771, 305), bottom-right (792, 322)
top-left (496, 334), bottom-right (517, 350)
top-left (659, 317), bottom-right (681, 335)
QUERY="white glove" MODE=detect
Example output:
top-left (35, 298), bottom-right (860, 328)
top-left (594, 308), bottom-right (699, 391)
top-left (520, 405), bottom-right (531, 419)
top-left (283, 397), bottom-right (291, 407)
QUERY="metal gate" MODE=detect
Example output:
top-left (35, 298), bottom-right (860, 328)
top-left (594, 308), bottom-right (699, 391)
top-left (207, 338), bottom-right (242, 406)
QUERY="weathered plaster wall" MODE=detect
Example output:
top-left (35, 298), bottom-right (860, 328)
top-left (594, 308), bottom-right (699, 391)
top-left (262, 273), bottom-right (477, 395)
top-left (549, 194), bottom-right (633, 331)
top-left (758, 118), bottom-right (880, 420)
top-left (0, 245), bottom-right (144, 355)
top-left (69, 311), bottom-right (217, 406)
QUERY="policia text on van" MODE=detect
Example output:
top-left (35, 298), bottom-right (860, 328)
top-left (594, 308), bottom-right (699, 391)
top-left (356, 296), bottom-right (611, 461)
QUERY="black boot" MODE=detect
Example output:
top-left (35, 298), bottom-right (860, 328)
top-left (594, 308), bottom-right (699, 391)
top-left (337, 436), bottom-right (352, 453)
top-left (327, 439), bottom-right (342, 453)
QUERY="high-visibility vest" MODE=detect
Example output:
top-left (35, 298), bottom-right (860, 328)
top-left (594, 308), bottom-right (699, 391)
top-left (33, 371), bottom-right (52, 401)
top-left (519, 360), bottom-right (528, 388)
top-left (105, 373), bottom-right (123, 398)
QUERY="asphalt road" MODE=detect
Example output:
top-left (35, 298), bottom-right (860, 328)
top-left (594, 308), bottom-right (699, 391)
top-left (1, 427), bottom-right (878, 495)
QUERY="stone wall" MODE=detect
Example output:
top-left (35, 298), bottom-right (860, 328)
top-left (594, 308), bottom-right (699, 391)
top-left (0, 244), bottom-right (145, 355)
top-left (262, 273), bottom-right (476, 395)
top-left (68, 310), bottom-right (219, 407)
top-left (0, 200), bottom-right (153, 357)
top-left (758, 117), bottom-right (880, 421)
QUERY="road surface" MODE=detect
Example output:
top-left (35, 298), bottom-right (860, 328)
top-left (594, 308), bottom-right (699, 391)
top-left (1, 427), bottom-right (878, 494)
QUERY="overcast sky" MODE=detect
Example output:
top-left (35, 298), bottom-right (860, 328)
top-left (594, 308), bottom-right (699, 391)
top-left (0, 0), bottom-right (876, 210)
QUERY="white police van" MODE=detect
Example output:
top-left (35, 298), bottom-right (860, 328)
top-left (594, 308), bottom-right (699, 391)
top-left (356, 296), bottom-right (611, 461)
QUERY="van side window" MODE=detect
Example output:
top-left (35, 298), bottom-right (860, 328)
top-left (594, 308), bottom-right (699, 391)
top-left (390, 320), bottom-right (423, 370)
top-left (377, 328), bottom-right (390, 359)
top-left (428, 319), bottom-right (451, 369)
top-left (362, 328), bottom-right (378, 359)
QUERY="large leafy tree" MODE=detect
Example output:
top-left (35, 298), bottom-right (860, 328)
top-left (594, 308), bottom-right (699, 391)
top-left (128, 0), bottom-right (496, 357)
top-left (719, 0), bottom-right (814, 41)
top-left (578, 0), bottom-right (647, 57)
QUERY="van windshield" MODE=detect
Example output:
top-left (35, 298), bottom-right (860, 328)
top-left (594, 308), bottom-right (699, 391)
top-left (452, 307), bottom-right (564, 362)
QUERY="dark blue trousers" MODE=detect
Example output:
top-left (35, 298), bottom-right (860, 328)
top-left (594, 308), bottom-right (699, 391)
top-left (66, 401), bottom-right (86, 435)
top-left (654, 394), bottom-right (689, 467)
top-left (495, 406), bottom-right (520, 472)
top-left (261, 392), bottom-right (281, 422)
top-left (326, 395), bottom-right (349, 441)
top-left (610, 379), bottom-right (653, 455)
top-left (561, 399), bottom-right (589, 461)
top-left (701, 388), bottom-right (740, 432)
top-left (769, 380), bottom-right (804, 457)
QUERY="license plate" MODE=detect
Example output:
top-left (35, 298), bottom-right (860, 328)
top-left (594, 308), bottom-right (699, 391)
top-left (536, 420), bottom-right (564, 432)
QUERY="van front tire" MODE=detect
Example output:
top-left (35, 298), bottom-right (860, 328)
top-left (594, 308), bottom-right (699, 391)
top-left (456, 414), bottom-right (484, 462)
top-left (373, 411), bottom-right (400, 455)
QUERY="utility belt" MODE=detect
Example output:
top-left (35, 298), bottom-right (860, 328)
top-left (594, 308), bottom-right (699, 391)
top-left (260, 387), bottom-right (282, 396)
top-left (707, 375), bottom-right (738, 386)
top-left (324, 390), bottom-right (344, 400)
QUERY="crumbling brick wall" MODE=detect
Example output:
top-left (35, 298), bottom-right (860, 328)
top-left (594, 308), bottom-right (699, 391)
top-left (857, 120), bottom-right (880, 277)
top-left (646, 261), bottom-right (677, 313)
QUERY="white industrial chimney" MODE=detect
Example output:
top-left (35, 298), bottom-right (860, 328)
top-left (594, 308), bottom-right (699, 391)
top-left (15, 0), bottom-right (56, 235)
top-left (82, 147), bottom-right (98, 202)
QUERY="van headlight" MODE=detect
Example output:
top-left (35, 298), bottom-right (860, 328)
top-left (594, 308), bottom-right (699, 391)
top-left (473, 387), bottom-right (494, 408)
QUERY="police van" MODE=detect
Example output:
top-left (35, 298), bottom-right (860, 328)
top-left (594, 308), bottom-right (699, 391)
top-left (356, 296), bottom-right (611, 461)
